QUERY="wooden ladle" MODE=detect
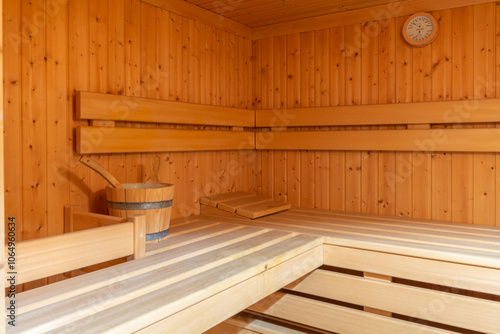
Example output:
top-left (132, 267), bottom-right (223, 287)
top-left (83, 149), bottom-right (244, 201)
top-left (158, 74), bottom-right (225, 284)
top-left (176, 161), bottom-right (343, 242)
top-left (79, 155), bottom-right (124, 189)
top-left (144, 156), bottom-right (161, 184)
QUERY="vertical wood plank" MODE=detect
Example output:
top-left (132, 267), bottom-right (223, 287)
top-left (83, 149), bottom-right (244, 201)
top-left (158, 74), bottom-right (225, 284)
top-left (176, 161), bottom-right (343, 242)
top-left (4, 0), bottom-right (23, 235)
top-left (260, 37), bottom-right (274, 198)
top-left (451, 6), bottom-right (474, 224)
top-left (47, 0), bottom-right (69, 236)
top-left (22, 0), bottom-right (47, 240)
top-left (314, 29), bottom-right (330, 210)
top-left (89, 0), bottom-right (109, 214)
top-left (273, 35), bottom-right (287, 202)
top-left (181, 17), bottom-right (199, 217)
top-left (329, 26), bottom-right (346, 211)
top-left (344, 24), bottom-right (362, 213)
top-left (21, 0), bottom-right (48, 291)
top-left (107, 0), bottom-right (126, 192)
top-left (169, 12), bottom-right (184, 218)
top-left (361, 21), bottom-right (379, 214)
top-left (124, 0), bottom-right (142, 184)
top-left (474, 3), bottom-right (496, 226)
top-left (431, 9), bottom-right (453, 222)
top-left (411, 20), bottom-right (432, 220)
top-left (69, 0), bottom-right (91, 215)
top-left (300, 31), bottom-right (315, 208)
top-left (0, 0), bottom-right (4, 311)
top-left (378, 18), bottom-right (396, 216)
top-left (156, 7), bottom-right (172, 198)
top-left (395, 15), bottom-right (412, 217)
top-left (496, 3), bottom-right (500, 227)
top-left (287, 34), bottom-right (301, 207)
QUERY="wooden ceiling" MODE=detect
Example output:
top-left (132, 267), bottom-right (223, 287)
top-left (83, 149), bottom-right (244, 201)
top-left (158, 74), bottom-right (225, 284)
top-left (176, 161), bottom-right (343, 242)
top-left (184, 0), bottom-right (404, 28)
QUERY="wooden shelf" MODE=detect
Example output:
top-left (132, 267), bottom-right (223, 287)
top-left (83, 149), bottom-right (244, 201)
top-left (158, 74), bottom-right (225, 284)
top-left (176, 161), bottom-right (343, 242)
top-left (200, 192), bottom-right (291, 219)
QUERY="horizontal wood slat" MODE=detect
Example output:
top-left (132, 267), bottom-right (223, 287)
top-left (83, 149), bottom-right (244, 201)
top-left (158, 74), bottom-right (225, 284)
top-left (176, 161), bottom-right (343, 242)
top-left (12, 223), bottom-right (135, 285)
top-left (205, 208), bottom-right (500, 269)
top-left (284, 269), bottom-right (500, 333)
top-left (256, 128), bottom-right (500, 152)
top-left (324, 245), bottom-right (500, 295)
top-left (76, 126), bottom-right (256, 154)
top-left (256, 99), bottom-right (500, 127)
top-left (248, 292), bottom-right (452, 334)
top-left (76, 91), bottom-right (255, 127)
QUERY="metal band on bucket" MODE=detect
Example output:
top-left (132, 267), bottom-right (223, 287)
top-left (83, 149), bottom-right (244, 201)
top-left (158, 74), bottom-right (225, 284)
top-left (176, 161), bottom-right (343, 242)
top-left (107, 199), bottom-right (173, 210)
top-left (146, 228), bottom-right (169, 242)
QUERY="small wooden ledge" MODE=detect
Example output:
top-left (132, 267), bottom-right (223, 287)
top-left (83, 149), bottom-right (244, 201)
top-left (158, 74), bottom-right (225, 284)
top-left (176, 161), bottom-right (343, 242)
top-left (200, 192), bottom-right (291, 219)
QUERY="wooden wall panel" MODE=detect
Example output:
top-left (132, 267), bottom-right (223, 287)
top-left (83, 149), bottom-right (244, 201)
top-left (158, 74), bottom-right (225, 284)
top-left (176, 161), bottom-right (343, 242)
top-left (253, 2), bottom-right (500, 226)
top-left (3, 0), bottom-right (258, 243)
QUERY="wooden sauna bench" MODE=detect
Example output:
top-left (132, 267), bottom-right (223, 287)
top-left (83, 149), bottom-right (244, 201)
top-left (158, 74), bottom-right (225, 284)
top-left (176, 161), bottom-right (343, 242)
top-left (203, 208), bottom-right (500, 334)
top-left (7, 216), bottom-right (322, 334)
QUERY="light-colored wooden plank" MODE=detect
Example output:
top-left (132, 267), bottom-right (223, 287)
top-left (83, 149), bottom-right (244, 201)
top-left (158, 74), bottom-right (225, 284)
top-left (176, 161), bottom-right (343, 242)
top-left (77, 91), bottom-right (255, 127)
top-left (76, 126), bottom-right (255, 154)
top-left (12, 223), bottom-right (134, 285)
top-left (200, 191), bottom-right (255, 207)
top-left (23, 235), bottom-right (321, 334)
top-left (256, 128), bottom-right (500, 152)
top-left (283, 269), bottom-right (500, 333)
top-left (237, 201), bottom-right (292, 219)
top-left (252, 0), bottom-right (493, 39)
top-left (222, 312), bottom-right (325, 334)
top-left (134, 246), bottom-right (322, 334)
top-left (324, 245), bottom-right (500, 295)
top-left (66, 208), bottom-right (127, 232)
top-left (218, 196), bottom-right (269, 213)
top-left (249, 292), bottom-right (452, 334)
top-left (15, 226), bottom-right (283, 315)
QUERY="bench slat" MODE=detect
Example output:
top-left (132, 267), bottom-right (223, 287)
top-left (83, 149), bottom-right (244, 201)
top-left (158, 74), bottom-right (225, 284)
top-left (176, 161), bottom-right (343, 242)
top-left (203, 214), bottom-right (500, 269)
top-left (284, 269), bottom-right (500, 333)
top-left (133, 246), bottom-right (323, 334)
top-left (37, 237), bottom-right (322, 334)
top-left (324, 245), bottom-right (500, 295)
top-left (249, 292), bottom-right (454, 334)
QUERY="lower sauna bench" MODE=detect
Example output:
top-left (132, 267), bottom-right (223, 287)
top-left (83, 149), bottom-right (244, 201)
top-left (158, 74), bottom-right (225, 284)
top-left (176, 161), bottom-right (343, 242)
top-left (204, 208), bottom-right (500, 334)
top-left (9, 208), bottom-right (500, 333)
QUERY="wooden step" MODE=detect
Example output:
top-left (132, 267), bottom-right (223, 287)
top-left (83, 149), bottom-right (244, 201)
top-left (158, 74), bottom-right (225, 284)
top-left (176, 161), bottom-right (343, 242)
top-left (200, 192), bottom-right (291, 219)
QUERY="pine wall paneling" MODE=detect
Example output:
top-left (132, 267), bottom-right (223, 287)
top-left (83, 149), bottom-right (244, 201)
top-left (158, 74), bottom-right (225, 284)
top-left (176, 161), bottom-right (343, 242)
top-left (3, 0), bottom-right (257, 246)
top-left (253, 2), bottom-right (500, 226)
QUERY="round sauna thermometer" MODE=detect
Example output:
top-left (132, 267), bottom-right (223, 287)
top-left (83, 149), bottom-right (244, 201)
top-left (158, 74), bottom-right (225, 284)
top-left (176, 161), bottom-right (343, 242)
top-left (402, 12), bottom-right (439, 47)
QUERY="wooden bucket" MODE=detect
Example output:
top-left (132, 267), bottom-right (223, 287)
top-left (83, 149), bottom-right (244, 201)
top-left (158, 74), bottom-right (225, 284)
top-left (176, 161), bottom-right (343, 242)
top-left (106, 183), bottom-right (174, 244)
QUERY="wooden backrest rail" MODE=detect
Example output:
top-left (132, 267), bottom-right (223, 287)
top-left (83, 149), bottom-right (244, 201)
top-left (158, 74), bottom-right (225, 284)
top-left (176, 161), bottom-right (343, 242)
top-left (8, 210), bottom-right (146, 285)
top-left (77, 91), bottom-right (255, 127)
top-left (76, 92), bottom-right (500, 153)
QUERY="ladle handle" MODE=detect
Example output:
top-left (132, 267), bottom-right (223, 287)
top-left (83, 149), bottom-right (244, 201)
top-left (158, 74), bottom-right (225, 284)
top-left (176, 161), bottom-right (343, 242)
top-left (79, 155), bottom-right (124, 189)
